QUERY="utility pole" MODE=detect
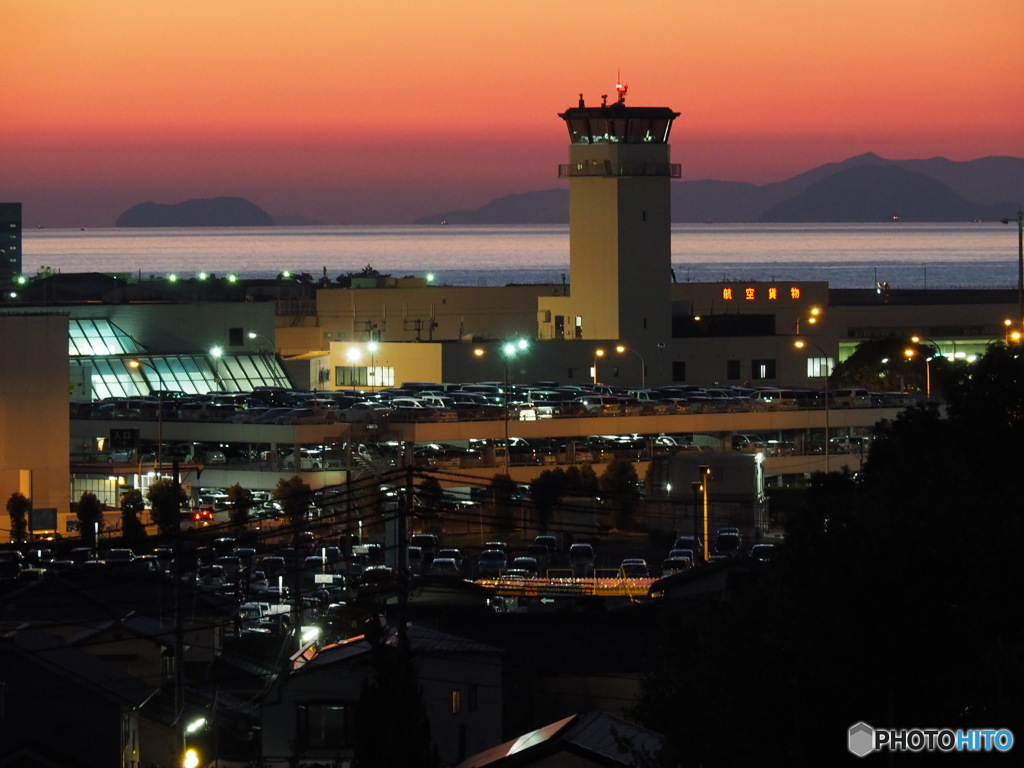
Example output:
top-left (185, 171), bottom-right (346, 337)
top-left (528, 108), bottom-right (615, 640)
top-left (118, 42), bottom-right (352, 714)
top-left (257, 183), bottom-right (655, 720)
top-left (173, 459), bottom-right (186, 756)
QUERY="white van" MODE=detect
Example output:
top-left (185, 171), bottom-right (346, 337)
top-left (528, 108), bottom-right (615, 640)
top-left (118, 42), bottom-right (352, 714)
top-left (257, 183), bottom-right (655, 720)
top-left (830, 388), bottom-right (872, 407)
top-left (748, 389), bottom-right (800, 410)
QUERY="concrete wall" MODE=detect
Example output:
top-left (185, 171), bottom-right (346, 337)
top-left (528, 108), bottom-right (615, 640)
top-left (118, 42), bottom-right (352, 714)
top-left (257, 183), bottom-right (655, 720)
top-left (0, 314), bottom-right (70, 537)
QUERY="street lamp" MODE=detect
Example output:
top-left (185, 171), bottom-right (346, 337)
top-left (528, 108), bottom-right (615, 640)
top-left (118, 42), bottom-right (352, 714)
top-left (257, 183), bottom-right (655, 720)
top-left (793, 306), bottom-right (822, 334)
top-left (247, 331), bottom-right (275, 352)
top-left (474, 339), bottom-right (530, 474)
top-left (794, 339), bottom-right (831, 473)
top-left (593, 348), bottom-right (605, 384)
top-left (129, 358), bottom-right (165, 473)
top-left (698, 464), bottom-right (711, 561)
top-left (910, 336), bottom-right (943, 399)
top-left (690, 480), bottom-right (703, 558)
top-left (614, 345), bottom-right (647, 387)
top-left (1001, 209), bottom-right (1024, 332)
top-left (208, 346), bottom-right (225, 391)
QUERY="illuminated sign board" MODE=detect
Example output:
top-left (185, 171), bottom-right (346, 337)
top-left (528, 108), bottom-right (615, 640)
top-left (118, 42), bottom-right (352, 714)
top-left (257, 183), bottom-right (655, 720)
top-left (720, 285), bottom-right (802, 301)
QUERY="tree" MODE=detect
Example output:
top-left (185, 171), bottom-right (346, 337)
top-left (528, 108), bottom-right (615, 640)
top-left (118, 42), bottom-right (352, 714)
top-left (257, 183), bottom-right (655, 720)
top-left (565, 464), bottom-right (600, 496)
top-left (829, 336), bottom-right (929, 392)
top-left (632, 344), bottom-right (1024, 766)
top-left (147, 478), bottom-right (187, 538)
top-left (490, 473), bottom-right (518, 533)
top-left (228, 483), bottom-right (254, 532)
top-left (274, 475), bottom-right (312, 526)
top-left (76, 491), bottom-right (104, 547)
top-left (6, 492), bottom-right (30, 543)
top-left (336, 263), bottom-right (391, 288)
top-left (119, 488), bottom-right (148, 547)
top-left (599, 456), bottom-right (642, 530)
top-left (353, 623), bottom-right (439, 768)
top-left (529, 468), bottom-right (567, 532)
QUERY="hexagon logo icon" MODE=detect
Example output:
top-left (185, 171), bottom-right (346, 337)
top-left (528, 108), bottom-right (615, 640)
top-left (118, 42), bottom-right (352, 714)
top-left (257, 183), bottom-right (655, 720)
top-left (848, 722), bottom-right (875, 757)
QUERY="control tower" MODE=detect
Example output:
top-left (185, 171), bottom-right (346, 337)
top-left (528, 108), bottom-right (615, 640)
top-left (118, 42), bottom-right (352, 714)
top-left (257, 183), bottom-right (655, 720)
top-left (556, 86), bottom-right (680, 342)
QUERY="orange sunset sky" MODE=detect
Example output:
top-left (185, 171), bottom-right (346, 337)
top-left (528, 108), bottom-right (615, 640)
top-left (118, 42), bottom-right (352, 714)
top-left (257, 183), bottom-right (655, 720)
top-left (4, 0), bottom-right (1022, 226)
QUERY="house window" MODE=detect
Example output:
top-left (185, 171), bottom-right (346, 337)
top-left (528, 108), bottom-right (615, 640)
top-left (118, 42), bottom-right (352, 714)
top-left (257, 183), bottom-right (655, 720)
top-left (451, 689), bottom-right (461, 715)
top-left (751, 359), bottom-right (776, 380)
top-left (298, 703), bottom-right (352, 749)
top-left (726, 360), bottom-right (740, 380)
top-left (228, 327), bottom-right (244, 346)
top-left (671, 361), bottom-right (686, 382)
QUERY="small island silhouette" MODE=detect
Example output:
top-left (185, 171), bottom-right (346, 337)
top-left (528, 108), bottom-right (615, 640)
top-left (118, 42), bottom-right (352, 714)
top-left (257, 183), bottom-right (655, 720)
top-left (116, 196), bottom-right (273, 227)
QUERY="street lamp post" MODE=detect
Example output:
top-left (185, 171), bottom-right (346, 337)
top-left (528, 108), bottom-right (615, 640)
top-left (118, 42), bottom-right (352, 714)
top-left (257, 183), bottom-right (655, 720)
top-left (793, 306), bottom-right (822, 334)
top-left (614, 345), bottom-right (647, 387)
top-left (698, 464), bottom-right (711, 561)
top-left (794, 339), bottom-right (831, 473)
top-left (910, 336), bottom-right (943, 399)
top-left (690, 480), bottom-right (703, 558)
top-left (474, 339), bottom-right (529, 475)
top-left (246, 331), bottom-right (275, 353)
top-left (592, 348), bottom-right (605, 385)
top-left (129, 358), bottom-right (165, 474)
top-left (208, 346), bottom-right (225, 391)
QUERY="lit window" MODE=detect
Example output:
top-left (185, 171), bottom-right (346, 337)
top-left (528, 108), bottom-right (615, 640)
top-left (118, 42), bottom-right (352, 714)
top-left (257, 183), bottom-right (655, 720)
top-left (451, 690), bottom-right (461, 715)
top-left (806, 357), bottom-right (831, 378)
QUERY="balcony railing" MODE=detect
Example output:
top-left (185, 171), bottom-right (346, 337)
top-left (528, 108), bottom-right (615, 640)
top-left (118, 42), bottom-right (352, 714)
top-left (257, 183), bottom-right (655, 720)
top-left (558, 162), bottom-right (681, 179)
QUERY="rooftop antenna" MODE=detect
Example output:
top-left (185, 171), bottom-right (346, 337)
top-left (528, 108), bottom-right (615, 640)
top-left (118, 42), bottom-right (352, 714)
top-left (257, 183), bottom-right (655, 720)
top-left (615, 72), bottom-right (628, 104)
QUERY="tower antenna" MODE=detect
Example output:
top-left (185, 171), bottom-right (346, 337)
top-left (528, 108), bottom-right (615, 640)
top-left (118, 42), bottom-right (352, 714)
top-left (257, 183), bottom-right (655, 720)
top-left (615, 72), bottom-right (628, 104)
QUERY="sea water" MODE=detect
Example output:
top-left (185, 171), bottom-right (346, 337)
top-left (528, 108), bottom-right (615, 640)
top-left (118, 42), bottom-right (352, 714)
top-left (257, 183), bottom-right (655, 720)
top-left (21, 222), bottom-right (1020, 290)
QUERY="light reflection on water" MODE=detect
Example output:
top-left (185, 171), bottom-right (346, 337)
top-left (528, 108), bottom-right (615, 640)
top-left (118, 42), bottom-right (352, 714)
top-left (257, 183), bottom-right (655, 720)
top-left (22, 223), bottom-right (1018, 289)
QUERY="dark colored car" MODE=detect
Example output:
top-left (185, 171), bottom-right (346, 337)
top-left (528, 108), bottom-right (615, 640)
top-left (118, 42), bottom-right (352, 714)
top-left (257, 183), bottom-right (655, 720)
top-left (476, 549), bottom-right (507, 578)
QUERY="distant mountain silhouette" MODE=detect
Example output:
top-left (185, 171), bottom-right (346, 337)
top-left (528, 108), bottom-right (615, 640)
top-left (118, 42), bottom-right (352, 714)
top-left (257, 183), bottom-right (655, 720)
top-left (414, 154), bottom-right (1024, 224)
top-left (116, 196), bottom-right (273, 227)
top-left (760, 164), bottom-right (1014, 222)
top-left (414, 189), bottom-right (568, 225)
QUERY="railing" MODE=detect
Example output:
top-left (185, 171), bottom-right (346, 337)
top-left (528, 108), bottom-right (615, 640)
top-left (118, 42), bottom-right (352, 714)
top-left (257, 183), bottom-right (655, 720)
top-left (558, 162), bottom-right (681, 178)
top-left (477, 574), bottom-right (655, 598)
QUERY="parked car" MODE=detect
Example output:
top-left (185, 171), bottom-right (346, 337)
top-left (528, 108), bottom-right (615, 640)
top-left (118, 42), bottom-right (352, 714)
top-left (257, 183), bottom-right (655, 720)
top-left (409, 533), bottom-right (440, 564)
top-left (435, 548), bottom-right (465, 571)
top-left (667, 548), bottom-right (696, 563)
top-left (748, 543), bottom-right (777, 563)
top-left (714, 528), bottom-right (743, 557)
top-left (509, 556), bottom-right (539, 577)
top-left (427, 557), bottom-right (463, 577)
top-left (620, 557), bottom-right (650, 578)
top-left (673, 536), bottom-right (704, 561)
top-left (661, 556), bottom-right (693, 576)
top-left (830, 388), bottom-right (872, 407)
top-left (568, 543), bottom-right (595, 577)
top-left (476, 549), bottom-right (507, 578)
